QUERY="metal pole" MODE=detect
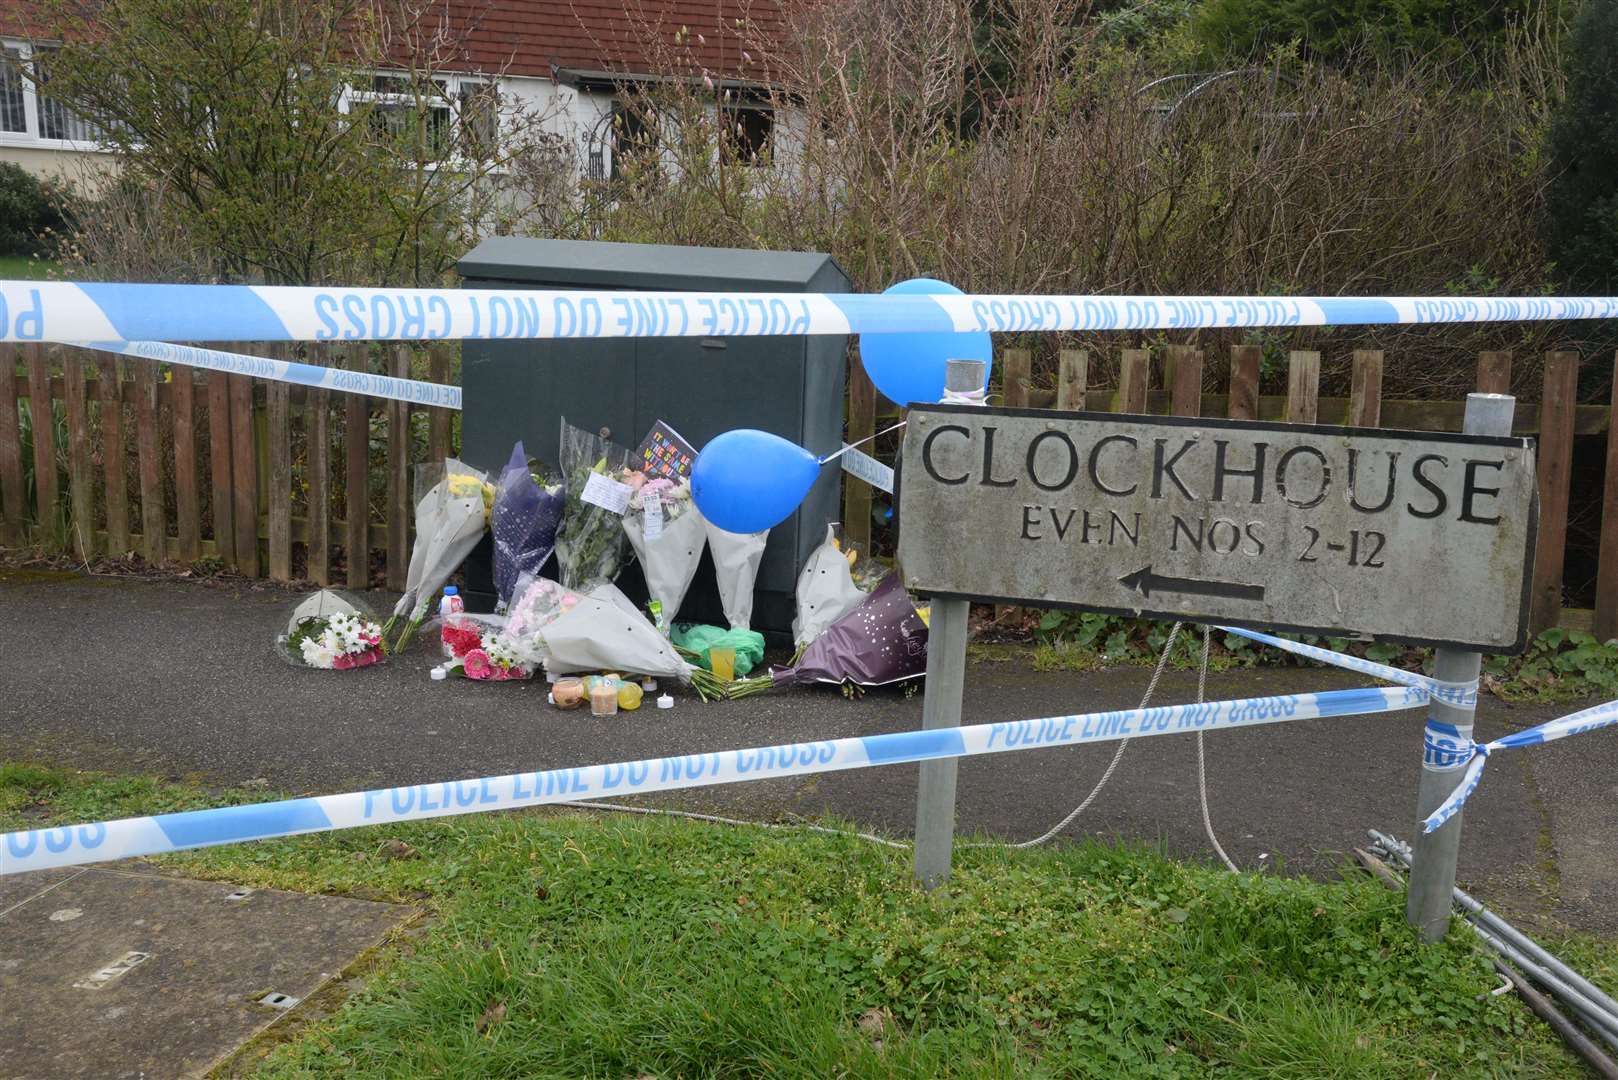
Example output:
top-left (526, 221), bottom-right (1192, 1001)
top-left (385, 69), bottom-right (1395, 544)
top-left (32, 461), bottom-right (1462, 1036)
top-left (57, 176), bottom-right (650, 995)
top-left (913, 598), bottom-right (970, 888)
top-left (912, 359), bottom-right (987, 890)
top-left (1407, 393), bottom-right (1517, 941)
top-left (1374, 830), bottom-right (1618, 1022)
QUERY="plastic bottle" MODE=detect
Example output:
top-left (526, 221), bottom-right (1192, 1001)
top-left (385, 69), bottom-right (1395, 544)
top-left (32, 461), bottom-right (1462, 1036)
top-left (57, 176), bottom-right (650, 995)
top-left (438, 586), bottom-right (467, 659)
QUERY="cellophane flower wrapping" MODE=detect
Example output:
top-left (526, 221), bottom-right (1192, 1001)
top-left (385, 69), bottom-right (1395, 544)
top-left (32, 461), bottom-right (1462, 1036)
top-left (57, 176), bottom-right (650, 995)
top-left (538, 582), bottom-right (695, 683)
top-left (384, 459), bottom-right (492, 650)
top-left (793, 524), bottom-right (867, 649)
top-left (622, 476), bottom-right (705, 633)
top-left (554, 418), bottom-right (636, 590)
top-left (502, 573), bottom-right (586, 667)
top-left (277, 589), bottom-right (386, 671)
top-left (770, 572), bottom-right (929, 689)
top-left (491, 440), bottom-right (566, 612)
top-left (701, 514), bottom-right (769, 630)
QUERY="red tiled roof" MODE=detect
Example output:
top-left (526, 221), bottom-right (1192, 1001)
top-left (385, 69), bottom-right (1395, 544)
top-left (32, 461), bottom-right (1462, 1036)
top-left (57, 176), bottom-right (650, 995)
top-left (0, 1), bottom-right (787, 82)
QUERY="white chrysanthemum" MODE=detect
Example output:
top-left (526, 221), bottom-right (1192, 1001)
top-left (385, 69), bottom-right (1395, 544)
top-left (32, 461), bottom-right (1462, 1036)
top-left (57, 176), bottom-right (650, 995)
top-left (300, 637), bottom-right (338, 668)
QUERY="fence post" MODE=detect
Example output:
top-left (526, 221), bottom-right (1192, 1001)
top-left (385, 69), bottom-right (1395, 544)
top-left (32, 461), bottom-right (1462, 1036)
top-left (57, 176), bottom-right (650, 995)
top-left (62, 349), bottom-right (94, 562)
top-left (229, 367), bottom-right (259, 576)
top-left (266, 354), bottom-right (292, 582)
top-left (24, 343), bottom-right (55, 541)
top-left (344, 344), bottom-right (369, 589)
top-left (1407, 392), bottom-right (1515, 942)
top-left (203, 369), bottom-right (233, 567)
top-left (99, 356), bottom-right (132, 556)
top-left (307, 356), bottom-right (332, 587)
top-left (1286, 351), bottom-right (1320, 424)
top-left (1228, 345), bottom-right (1261, 421)
top-left (1117, 348), bottom-right (1150, 414)
top-left (1056, 349), bottom-right (1087, 410)
top-left (133, 356), bottom-right (164, 564)
top-left (1531, 352), bottom-right (1579, 632)
top-left (1167, 345), bottom-right (1202, 418)
top-left (1349, 350), bottom-right (1384, 427)
top-left (1596, 352), bottom-right (1618, 642)
top-left (842, 359), bottom-right (876, 556)
top-left (172, 367), bottom-right (200, 563)
top-left (1478, 351), bottom-right (1512, 395)
top-left (386, 345), bottom-right (411, 593)
top-left (0, 346), bottom-right (23, 544)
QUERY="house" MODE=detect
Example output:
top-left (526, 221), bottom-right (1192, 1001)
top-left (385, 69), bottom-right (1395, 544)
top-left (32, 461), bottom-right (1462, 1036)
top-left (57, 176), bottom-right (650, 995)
top-left (0, 0), bottom-right (787, 191)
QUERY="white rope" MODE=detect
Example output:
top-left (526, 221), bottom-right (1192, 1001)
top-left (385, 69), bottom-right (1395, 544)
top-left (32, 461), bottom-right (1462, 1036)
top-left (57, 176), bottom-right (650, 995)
top-left (967, 622), bottom-right (1185, 850)
top-left (1195, 625), bottom-right (1239, 872)
top-left (561, 623), bottom-right (1192, 857)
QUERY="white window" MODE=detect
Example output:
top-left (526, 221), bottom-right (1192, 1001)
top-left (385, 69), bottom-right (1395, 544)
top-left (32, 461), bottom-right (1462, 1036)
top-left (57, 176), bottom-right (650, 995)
top-left (1, 47), bottom-right (25, 134)
top-left (0, 40), bottom-right (107, 149)
top-left (341, 71), bottom-right (499, 164)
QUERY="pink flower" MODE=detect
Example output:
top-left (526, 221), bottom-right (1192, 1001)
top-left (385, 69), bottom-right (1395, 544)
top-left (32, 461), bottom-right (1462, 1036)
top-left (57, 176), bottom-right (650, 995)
top-left (625, 471), bottom-right (647, 491)
top-left (464, 649), bottom-right (492, 680)
top-left (642, 477), bottom-right (674, 496)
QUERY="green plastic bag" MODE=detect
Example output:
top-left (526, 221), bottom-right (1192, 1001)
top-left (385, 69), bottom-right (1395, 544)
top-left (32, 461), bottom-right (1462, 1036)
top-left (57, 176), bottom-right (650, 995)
top-left (672, 623), bottom-right (766, 677)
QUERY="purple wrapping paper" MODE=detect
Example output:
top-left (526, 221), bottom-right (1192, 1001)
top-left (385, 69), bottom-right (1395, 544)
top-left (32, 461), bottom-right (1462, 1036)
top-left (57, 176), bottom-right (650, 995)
top-left (492, 441), bottom-right (566, 608)
top-left (772, 573), bottom-right (929, 687)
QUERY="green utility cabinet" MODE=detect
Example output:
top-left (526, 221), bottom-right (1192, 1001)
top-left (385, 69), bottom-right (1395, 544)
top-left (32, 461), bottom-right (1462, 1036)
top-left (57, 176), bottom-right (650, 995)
top-left (456, 237), bottom-right (852, 636)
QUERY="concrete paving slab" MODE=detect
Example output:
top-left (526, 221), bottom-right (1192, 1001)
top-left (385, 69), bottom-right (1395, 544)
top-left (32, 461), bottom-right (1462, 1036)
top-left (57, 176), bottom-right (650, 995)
top-left (0, 867), bottom-right (412, 1079)
top-left (0, 867), bottom-right (78, 917)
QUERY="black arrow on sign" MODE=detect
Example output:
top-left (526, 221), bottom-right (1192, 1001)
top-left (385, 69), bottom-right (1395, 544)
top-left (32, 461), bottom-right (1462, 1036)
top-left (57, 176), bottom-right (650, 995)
top-left (1118, 565), bottom-right (1265, 603)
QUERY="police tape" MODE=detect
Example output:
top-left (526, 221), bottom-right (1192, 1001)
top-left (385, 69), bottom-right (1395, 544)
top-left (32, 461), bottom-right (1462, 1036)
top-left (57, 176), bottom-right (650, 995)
top-left (0, 683), bottom-right (1426, 875)
top-left (1215, 625), bottom-right (1478, 706)
top-left (1421, 698), bottom-right (1618, 833)
top-left (85, 339), bottom-right (462, 409)
top-left (4, 280), bottom-right (1617, 343)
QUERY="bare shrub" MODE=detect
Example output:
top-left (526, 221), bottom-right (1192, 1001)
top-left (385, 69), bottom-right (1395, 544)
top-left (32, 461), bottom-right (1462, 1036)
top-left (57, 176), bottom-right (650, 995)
top-left (508, 0), bottom-right (1601, 400)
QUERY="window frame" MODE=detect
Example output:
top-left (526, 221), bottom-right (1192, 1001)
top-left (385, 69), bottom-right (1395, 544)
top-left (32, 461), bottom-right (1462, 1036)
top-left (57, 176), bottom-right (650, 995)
top-left (338, 69), bottom-right (501, 168)
top-left (0, 38), bottom-right (111, 152)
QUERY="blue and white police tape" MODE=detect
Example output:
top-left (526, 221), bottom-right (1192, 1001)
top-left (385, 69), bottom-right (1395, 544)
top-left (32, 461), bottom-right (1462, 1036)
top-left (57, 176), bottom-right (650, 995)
top-left (1216, 625), bottom-right (1478, 706)
top-left (1421, 698), bottom-right (1618, 833)
top-left (1, 683), bottom-right (1426, 875)
top-left (87, 339), bottom-right (461, 410)
top-left (4, 280), bottom-right (1618, 343)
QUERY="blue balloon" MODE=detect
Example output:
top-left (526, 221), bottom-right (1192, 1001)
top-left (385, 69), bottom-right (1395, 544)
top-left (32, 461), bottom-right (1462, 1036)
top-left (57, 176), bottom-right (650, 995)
top-left (692, 429), bottom-right (822, 534)
top-left (858, 278), bottom-right (993, 407)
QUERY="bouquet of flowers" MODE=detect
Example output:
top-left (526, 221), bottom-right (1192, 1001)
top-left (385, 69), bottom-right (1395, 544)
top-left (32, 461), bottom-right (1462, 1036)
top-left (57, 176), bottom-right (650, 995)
top-left (277, 590), bottom-right (385, 671)
top-left (792, 524), bottom-right (866, 651)
top-left (500, 573), bottom-right (585, 669)
top-left (729, 573), bottom-right (929, 698)
top-left (554, 418), bottom-right (636, 590)
top-left (383, 459), bottom-right (493, 651)
top-left (621, 474), bottom-right (705, 633)
top-left (540, 582), bottom-right (727, 700)
top-left (702, 515), bottom-right (770, 630)
top-left (434, 611), bottom-right (537, 681)
top-left (491, 440), bottom-right (566, 611)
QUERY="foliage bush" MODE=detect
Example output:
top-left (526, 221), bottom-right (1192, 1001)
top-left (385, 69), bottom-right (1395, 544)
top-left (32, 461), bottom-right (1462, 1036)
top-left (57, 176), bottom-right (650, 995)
top-left (1543, 0), bottom-right (1618, 293)
top-left (1185, 0), bottom-right (1563, 72)
top-left (0, 162), bottom-right (68, 256)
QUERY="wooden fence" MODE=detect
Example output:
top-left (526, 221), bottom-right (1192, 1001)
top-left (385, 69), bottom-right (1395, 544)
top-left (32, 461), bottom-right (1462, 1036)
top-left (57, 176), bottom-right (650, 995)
top-left (843, 345), bottom-right (1618, 640)
top-left (0, 341), bottom-right (453, 591)
top-left (3, 339), bottom-right (1616, 643)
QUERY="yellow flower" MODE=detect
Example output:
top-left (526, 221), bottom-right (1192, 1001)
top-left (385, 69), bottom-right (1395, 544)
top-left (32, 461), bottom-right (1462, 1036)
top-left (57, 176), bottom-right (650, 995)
top-left (447, 474), bottom-right (496, 519)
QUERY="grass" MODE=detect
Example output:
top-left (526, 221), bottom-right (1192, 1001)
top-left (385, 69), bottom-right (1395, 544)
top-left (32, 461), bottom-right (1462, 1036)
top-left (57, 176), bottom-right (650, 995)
top-left (4, 761), bottom-right (1615, 1078)
top-left (0, 253), bottom-right (62, 279)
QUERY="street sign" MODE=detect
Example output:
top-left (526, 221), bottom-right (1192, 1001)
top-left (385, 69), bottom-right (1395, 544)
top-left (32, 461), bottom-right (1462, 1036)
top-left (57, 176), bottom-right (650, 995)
top-left (897, 405), bottom-right (1538, 652)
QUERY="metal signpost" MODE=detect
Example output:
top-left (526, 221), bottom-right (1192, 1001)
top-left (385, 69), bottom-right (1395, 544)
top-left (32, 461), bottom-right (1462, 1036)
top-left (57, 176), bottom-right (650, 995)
top-left (898, 397), bottom-right (1537, 924)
